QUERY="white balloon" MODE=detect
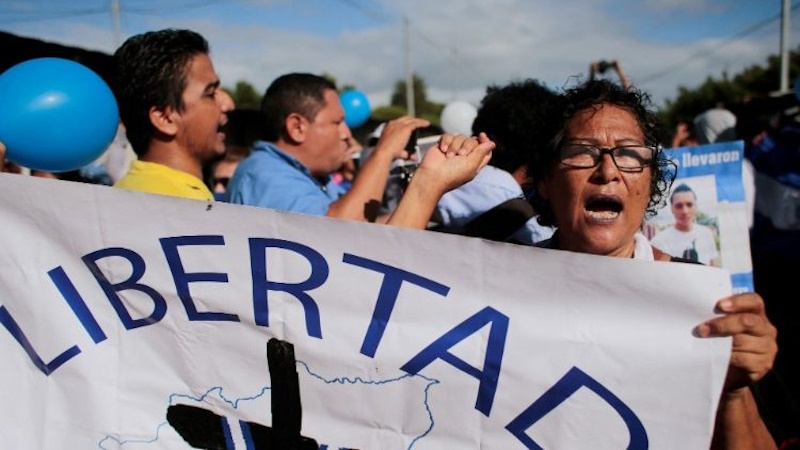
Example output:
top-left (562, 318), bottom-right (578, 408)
top-left (440, 100), bottom-right (477, 135)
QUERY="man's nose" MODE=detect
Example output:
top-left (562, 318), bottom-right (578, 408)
top-left (218, 90), bottom-right (235, 112)
top-left (340, 122), bottom-right (352, 140)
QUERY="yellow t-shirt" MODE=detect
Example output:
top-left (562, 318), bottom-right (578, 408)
top-left (114, 160), bottom-right (213, 201)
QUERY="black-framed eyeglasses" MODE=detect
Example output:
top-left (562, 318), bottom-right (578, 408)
top-left (558, 143), bottom-right (655, 172)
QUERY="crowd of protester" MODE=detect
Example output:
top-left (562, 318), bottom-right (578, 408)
top-left (1, 28), bottom-right (799, 448)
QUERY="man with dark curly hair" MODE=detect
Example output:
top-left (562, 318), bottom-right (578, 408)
top-left (434, 79), bottom-right (556, 243)
top-left (113, 29), bottom-right (234, 201)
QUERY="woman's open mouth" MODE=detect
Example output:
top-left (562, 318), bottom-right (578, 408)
top-left (585, 195), bottom-right (623, 221)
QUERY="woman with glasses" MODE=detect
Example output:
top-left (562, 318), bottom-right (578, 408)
top-left (527, 79), bottom-right (777, 448)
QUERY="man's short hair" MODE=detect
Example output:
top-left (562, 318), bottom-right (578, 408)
top-left (260, 73), bottom-right (337, 143)
top-left (670, 183), bottom-right (695, 204)
top-left (114, 29), bottom-right (209, 156)
top-left (471, 79), bottom-right (556, 174)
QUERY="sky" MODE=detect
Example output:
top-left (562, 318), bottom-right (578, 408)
top-left (0, 0), bottom-right (796, 110)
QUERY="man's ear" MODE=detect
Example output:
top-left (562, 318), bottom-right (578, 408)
top-left (511, 165), bottom-right (528, 186)
top-left (537, 179), bottom-right (550, 201)
top-left (284, 113), bottom-right (307, 144)
top-left (149, 106), bottom-right (179, 137)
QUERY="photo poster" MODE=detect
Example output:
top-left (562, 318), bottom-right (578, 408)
top-left (645, 140), bottom-right (753, 293)
top-left (0, 174), bottom-right (732, 449)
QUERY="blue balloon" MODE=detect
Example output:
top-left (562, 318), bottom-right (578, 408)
top-left (0, 57), bottom-right (119, 172)
top-left (340, 89), bottom-right (371, 129)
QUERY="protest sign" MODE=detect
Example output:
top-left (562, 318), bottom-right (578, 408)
top-left (0, 173), bottom-right (731, 449)
top-left (646, 141), bottom-right (753, 293)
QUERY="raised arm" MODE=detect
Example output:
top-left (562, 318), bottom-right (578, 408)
top-left (612, 60), bottom-right (632, 90)
top-left (588, 60), bottom-right (631, 90)
top-left (326, 116), bottom-right (428, 221)
top-left (388, 132), bottom-right (494, 229)
top-left (696, 292), bottom-right (778, 449)
top-left (671, 122), bottom-right (692, 148)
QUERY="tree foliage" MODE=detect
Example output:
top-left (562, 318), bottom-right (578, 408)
top-left (384, 73), bottom-right (444, 124)
top-left (225, 80), bottom-right (261, 110)
top-left (319, 72), bottom-right (357, 93)
top-left (658, 46), bottom-right (800, 133)
top-left (225, 73), bottom-right (447, 133)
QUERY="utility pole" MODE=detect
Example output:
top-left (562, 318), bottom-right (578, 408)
top-left (404, 16), bottom-right (416, 117)
top-left (110, 0), bottom-right (121, 49)
top-left (780, 0), bottom-right (791, 92)
top-left (450, 48), bottom-right (459, 100)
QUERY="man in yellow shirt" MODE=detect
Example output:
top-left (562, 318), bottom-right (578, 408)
top-left (114, 160), bottom-right (213, 201)
top-left (113, 29), bottom-right (234, 201)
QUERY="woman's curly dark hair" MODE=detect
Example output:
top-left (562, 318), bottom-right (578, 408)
top-left (525, 79), bottom-right (676, 227)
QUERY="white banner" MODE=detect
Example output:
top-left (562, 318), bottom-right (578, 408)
top-left (0, 173), bottom-right (731, 449)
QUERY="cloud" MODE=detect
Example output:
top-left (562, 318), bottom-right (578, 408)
top-left (643, 0), bottom-right (726, 13)
top-left (0, 0), bottom-right (788, 109)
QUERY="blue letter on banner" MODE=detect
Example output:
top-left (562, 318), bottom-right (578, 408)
top-left (0, 305), bottom-right (80, 375)
top-left (49, 266), bottom-right (107, 343)
top-left (249, 238), bottom-right (326, 338)
top-left (505, 366), bottom-right (648, 449)
top-left (160, 235), bottom-right (239, 322)
top-left (82, 247), bottom-right (167, 330)
top-left (342, 253), bottom-right (450, 358)
top-left (400, 306), bottom-right (508, 416)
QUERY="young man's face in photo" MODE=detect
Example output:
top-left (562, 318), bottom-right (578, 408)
top-left (671, 191), bottom-right (697, 229)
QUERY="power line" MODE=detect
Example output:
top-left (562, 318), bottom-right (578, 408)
top-left (329, 0), bottom-right (394, 24)
top-left (0, 0), bottom-right (223, 24)
top-left (638, 1), bottom-right (800, 85)
top-left (123, 0), bottom-right (224, 15)
top-left (406, 21), bottom-right (494, 94)
top-left (327, 0), bottom-right (482, 99)
top-left (327, 0), bottom-right (453, 60)
top-left (0, 7), bottom-right (108, 24)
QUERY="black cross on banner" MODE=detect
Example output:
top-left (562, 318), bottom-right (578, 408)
top-left (167, 338), bottom-right (330, 449)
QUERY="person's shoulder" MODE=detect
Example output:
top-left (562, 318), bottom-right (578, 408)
top-left (241, 143), bottom-right (276, 161)
top-left (534, 236), bottom-right (557, 249)
top-left (652, 246), bottom-right (703, 264)
top-left (477, 166), bottom-right (522, 194)
top-left (236, 147), bottom-right (293, 178)
top-left (697, 223), bottom-right (716, 235)
top-left (115, 164), bottom-right (211, 201)
top-left (649, 226), bottom-right (673, 241)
